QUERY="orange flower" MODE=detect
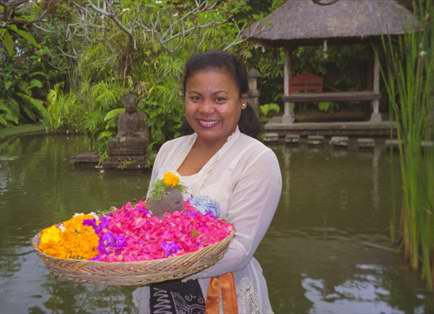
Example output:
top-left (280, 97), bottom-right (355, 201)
top-left (38, 214), bottom-right (99, 260)
top-left (163, 171), bottom-right (180, 187)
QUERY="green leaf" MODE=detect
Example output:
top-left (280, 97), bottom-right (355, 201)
top-left (4, 80), bottom-right (13, 90)
top-left (319, 101), bottom-right (332, 112)
top-left (0, 101), bottom-right (19, 125)
top-left (8, 24), bottom-right (38, 47)
top-left (21, 104), bottom-right (36, 121)
top-left (103, 108), bottom-right (124, 122)
top-left (30, 79), bottom-right (43, 89)
top-left (97, 130), bottom-right (113, 140)
top-left (17, 93), bottom-right (49, 122)
top-left (7, 98), bottom-right (20, 116)
top-left (30, 71), bottom-right (49, 80)
top-left (0, 116), bottom-right (8, 127)
top-left (2, 31), bottom-right (15, 58)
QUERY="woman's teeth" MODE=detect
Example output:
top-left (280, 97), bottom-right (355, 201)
top-left (198, 120), bottom-right (220, 128)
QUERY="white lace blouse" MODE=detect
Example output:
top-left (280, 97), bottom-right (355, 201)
top-left (133, 127), bottom-right (282, 314)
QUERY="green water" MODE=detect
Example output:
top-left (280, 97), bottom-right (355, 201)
top-left (0, 135), bottom-right (433, 314)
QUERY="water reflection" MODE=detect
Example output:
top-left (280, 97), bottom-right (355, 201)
top-left (302, 263), bottom-right (406, 314)
top-left (260, 144), bottom-right (432, 314)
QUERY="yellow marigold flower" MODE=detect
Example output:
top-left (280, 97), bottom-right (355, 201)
top-left (163, 171), bottom-right (180, 187)
top-left (39, 225), bottom-right (62, 250)
top-left (38, 213), bottom-right (99, 260)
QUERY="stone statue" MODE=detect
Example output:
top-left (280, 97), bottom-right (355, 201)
top-left (147, 188), bottom-right (184, 217)
top-left (107, 93), bottom-right (149, 157)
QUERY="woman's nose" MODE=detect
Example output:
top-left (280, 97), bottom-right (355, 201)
top-left (198, 99), bottom-right (215, 114)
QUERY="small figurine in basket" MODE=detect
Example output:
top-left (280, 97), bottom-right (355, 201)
top-left (146, 171), bottom-right (185, 216)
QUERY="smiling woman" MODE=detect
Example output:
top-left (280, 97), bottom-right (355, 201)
top-left (178, 51), bottom-right (262, 177)
top-left (133, 51), bottom-right (282, 314)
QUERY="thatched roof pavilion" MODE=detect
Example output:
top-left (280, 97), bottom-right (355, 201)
top-left (245, 0), bottom-right (419, 125)
top-left (246, 0), bottom-right (419, 46)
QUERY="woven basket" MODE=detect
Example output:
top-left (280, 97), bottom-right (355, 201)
top-left (32, 230), bottom-right (234, 286)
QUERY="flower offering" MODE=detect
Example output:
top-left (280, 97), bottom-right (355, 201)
top-left (38, 213), bottom-right (99, 259)
top-left (37, 172), bottom-right (233, 262)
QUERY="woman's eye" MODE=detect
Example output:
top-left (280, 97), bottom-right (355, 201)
top-left (189, 96), bottom-right (200, 102)
top-left (216, 97), bottom-right (227, 104)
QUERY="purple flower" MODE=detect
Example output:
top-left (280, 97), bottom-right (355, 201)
top-left (98, 231), bottom-right (126, 255)
top-left (83, 216), bottom-right (109, 235)
top-left (161, 240), bottom-right (180, 257)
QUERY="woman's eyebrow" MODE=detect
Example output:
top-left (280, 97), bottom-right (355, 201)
top-left (212, 90), bottom-right (229, 95)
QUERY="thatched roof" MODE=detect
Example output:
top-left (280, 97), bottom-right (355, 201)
top-left (245, 0), bottom-right (419, 46)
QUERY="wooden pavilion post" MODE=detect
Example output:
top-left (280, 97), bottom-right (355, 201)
top-left (370, 49), bottom-right (382, 122)
top-left (282, 48), bottom-right (295, 124)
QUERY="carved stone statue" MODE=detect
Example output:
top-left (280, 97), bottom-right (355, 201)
top-left (107, 93), bottom-right (149, 157)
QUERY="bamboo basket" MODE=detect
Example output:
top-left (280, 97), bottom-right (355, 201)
top-left (32, 230), bottom-right (234, 286)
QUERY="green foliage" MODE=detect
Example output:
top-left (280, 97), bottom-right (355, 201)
top-left (148, 181), bottom-right (167, 202)
top-left (0, 99), bottom-right (19, 127)
top-left (318, 101), bottom-right (340, 113)
top-left (149, 178), bottom-right (186, 202)
top-left (44, 84), bottom-right (83, 131)
top-left (259, 103), bottom-right (280, 117)
top-left (33, 0), bottom-right (257, 164)
top-left (0, 60), bottom-right (49, 127)
top-left (381, 0), bottom-right (434, 289)
top-left (0, 3), bottom-right (59, 128)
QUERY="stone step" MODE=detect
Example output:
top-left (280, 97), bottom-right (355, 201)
top-left (385, 139), bottom-right (401, 149)
top-left (421, 141), bottom-right (434, 150)
top-left (307, 135), bottom-right (325, 145)
top-left (357, 138), bottom-right (375, 149)
top-left (329, 136), bottom-right (349, 147)
top-left (284, 134), bottom-right (300, 144)
top-left (262, 132), bottom-right (279, 143)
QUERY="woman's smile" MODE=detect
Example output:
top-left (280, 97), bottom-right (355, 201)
top-left (197, 119), bottom-right (221, 128)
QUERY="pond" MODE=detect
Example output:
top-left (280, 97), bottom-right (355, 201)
top-left (0, 135), bottom-right (433, 314)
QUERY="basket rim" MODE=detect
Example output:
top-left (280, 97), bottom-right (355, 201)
top-left (32, 227), bottom-right (234, 265)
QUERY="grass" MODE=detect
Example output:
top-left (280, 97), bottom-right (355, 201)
top-left (380, 0), bottom-right (434, 289)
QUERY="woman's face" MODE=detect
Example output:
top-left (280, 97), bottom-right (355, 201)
top-left (184, 69), bottom-right (244, 147)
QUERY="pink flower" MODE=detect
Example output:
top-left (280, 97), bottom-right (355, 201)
top-left (90, 201), bottom-right (232, 262)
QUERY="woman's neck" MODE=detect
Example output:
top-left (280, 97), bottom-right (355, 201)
top-left (193, 137), bottom-right (226, 154)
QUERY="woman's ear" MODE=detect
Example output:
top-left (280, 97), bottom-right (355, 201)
top-left (240, 94), bottom-right (248, 107)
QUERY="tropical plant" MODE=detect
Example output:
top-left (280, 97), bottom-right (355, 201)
top-left (381, 0), bottom-right (434, 289)
top-left (0, 1), bottom-right (53, 127)
top-left (34, 0), bottom-right (260, 162)
top-left (44, 84), bottom-right (82, 132)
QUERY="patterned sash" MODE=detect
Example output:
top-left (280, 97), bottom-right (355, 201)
top-left (150, 280), bottom-right (205, 314)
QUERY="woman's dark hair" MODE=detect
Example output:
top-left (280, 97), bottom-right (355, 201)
top-left (181, 51), bottom-right (261, 138)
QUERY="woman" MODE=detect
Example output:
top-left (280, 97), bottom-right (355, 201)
top-left (134, 51), bottom-right (282, 314)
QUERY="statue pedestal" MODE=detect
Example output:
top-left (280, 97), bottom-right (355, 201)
top-left (70, 153), bottom-right (147, 170)
top-left (70, 136), bottom-right (148, 170)
top-left (107, 136), bottom-right (147, 156)
top-left (103, 155), bottom-right (147, 170)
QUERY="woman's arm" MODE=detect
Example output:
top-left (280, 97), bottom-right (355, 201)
top-left (187, 149), bottom-right (282, 279)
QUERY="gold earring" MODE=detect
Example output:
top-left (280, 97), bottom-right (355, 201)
top-left (241, 103), bottom-right (247, 109)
